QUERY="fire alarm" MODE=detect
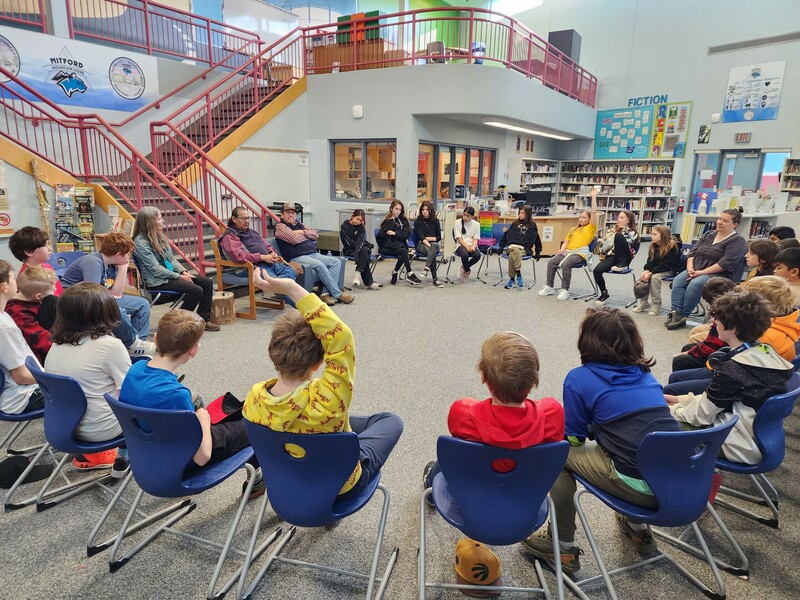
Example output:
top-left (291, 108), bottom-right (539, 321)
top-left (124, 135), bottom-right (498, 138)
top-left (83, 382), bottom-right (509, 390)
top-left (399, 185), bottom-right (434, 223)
top-left (352, 105), bottom-right (364, 119)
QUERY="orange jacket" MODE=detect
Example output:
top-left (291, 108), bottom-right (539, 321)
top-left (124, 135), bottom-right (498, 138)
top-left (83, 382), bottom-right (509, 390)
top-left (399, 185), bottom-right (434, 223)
top-left (760, 309), bottom-right (800, 361)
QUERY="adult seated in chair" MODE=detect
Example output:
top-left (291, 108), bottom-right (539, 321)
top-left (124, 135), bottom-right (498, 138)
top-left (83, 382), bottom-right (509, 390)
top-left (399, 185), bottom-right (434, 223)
top-left (593, 210), bottom-right (640, 305)
top-left (340, 209), bottom-right (380, 290)
top-left (522, 307), bottom-right (680, 574)
top-left (497, 205), bottom-right (542, 289)
top-left (245, 272), bottom-right (402, 501)
top-left (275, 203), bottom-right (354, 305)
top-left (666, 208), bottom-right (747, 330)
top-left (133, 207), bottom-right (219, 332)
top-left (219, 206), bottom-right (299, 284)
top-left (539, 188), bottom-right (598, 300)
top-left (60, 233), bottom-right (155, 357)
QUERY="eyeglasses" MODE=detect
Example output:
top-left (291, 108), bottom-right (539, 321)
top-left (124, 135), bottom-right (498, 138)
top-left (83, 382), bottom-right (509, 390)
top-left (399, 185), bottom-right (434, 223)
top-left (236, 216), bottom-right (250, 221)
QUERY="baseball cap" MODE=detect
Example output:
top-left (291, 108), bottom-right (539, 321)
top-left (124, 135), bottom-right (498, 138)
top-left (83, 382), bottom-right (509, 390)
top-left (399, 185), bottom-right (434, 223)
top-left (0, 455), bottom-right (53, 489)
top-left (454, 538), bottom-right (503, 597)
top-left (281, 202), bottom-right (297, 213)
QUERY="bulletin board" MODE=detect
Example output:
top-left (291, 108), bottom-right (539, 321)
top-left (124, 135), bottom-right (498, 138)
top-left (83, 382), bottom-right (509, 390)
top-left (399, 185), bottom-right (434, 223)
top-left (722, 60), bottom-right (785, 123)
top-left (650, 101), bottom-right (692, 159)
top-left (593, 106), bottom-right (654, 159)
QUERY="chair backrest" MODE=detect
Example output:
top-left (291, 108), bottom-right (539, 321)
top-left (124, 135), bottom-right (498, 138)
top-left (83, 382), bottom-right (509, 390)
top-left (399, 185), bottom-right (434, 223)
top-left (436, 437), bottom-right (569, 545)
top-left (25, 356), bottom-right (89, 453)
top-left (730, 255), bottom-right (747, 283)
top-left (243, 420), bottom-right (362, 527)
top-left (636, 416), bottom-right (738, 527)
top-left (105, 393), bottom-right (202, 497)
top-left (750, 372), bottom-right (800, 471)
top-left (47, 251), bottom-right (85, 277)
top-left (491, 223), bottom-right (507, 247)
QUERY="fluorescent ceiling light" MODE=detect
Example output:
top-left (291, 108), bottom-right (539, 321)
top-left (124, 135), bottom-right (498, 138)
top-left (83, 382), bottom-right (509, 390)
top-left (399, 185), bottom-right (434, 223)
top-left (484, 121), bottom-right (573, 141)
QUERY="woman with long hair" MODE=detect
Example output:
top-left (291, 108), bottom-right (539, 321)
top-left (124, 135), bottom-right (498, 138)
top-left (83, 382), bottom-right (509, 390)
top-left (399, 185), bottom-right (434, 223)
top-left (497, 204), bottom-right (542, 289)
top-left (453, 206), bottom-right (482, 281)
top-left (340, 208), bottom-right (380, 290)
top-left (593, 210), bottom-right (640, 305)
top-left (413, 200), bottom-right (444, 287)
top-left (132, 207), bottom-right (218, 331)
top-left (377, 200), bottom-right (422, 285)
top-left (632, 225), bottom-right (680, 315)
top-left (45, 283), bottom-right (130, 474)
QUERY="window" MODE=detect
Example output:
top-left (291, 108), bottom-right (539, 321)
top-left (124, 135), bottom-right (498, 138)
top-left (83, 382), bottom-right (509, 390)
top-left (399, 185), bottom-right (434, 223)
top-left (761, 151), bottom-right (790, 193)
top-left (421, 142), bottom-right (495, 203)
top-left (332, 140), bottom-right (396, 201)
top-left (417, 144), bottom-right (434, 200)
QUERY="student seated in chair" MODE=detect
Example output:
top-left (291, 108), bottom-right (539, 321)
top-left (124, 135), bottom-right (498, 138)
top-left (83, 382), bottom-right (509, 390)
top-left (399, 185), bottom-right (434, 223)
top-left (119, 309), bottom-right (264, 499)
top-left (665, 289), bottom-right (793, 465)
top-left (5, 266), bottom-right (57, 364)
top-left (497, 205), bottom-right (542, 289)
top-left (244, 271), bottom-right (402, 500)
top-left (8, 226), bottom-right (61, 329)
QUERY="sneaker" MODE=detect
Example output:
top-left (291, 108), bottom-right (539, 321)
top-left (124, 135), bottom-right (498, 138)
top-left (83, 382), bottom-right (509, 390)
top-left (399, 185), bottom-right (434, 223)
top-left (459, 265), bottom-right (466, 281)
top-left (407, 273), bottom-right (422, 285)
top-left (463, 270), bottom-right (471, 281)
top-left (72, 449), bottom-right (117, 471)
top-left (128, 337), bottom-right (156, 358)
top-left (632, 300), bottom-right (650, 313)
top-left (516, 275), bottom-right (524, 287)
top-left (391, 271), bottom-right (399, 285)
top-left (242, 478), bottom-right (266, 501)
top-left (204, 321), bottom-right (221, 331)
top-left (111, 457), bottom-right (130, 479)
top-left (666, 315), bottom-right (687, 330)
top-left (665, 311), bottom-right (676, 325)
top-left (422, 267), bottom-right (429, 278)
top-left (353, 276), bottom-right (363, 288)
top-left (557, 289), bottom-right (570, 301)
top-left (422, 461), bottom-right (436, 506)
top-left (647, 304), bottom-right (661, 316)
top-left (366, 282), bottom-right (382, 290)
top-left (610, 265), bottom-right (628, 272)
top-left (615, 513), bottom-right (657, 555)
top-left (320, 293), bottom-right (336, 306)
top-left (521, 529), bottom-right (583, 574)
top-left (336, 293), bottom-right (354, 304)
top-left (505, 279), bottom-right (515, 289)
top-left (595, 290), bottom-right (610, 305)
top-left (538, 286), bottom-right (556, 297)
top-left (433, 279), bottom-right (444, 288)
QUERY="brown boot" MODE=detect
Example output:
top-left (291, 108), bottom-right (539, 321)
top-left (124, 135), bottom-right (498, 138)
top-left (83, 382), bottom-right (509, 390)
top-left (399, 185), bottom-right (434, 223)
top-left (319, 293), bottom-right (336, 306)
top-left (336, 293), bottom-right (354, 304)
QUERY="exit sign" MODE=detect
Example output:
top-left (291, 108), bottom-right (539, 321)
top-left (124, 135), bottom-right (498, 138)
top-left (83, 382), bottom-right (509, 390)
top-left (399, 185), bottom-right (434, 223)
top-left (735, 132), bottom-right (752, 143)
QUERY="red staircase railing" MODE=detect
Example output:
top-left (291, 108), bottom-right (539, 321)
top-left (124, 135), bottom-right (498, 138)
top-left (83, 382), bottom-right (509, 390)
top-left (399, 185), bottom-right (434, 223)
top-left (0, 67), bottom-right (219, 273)
top-left (0, 0), bottom-right (46, 32)
top-left (67, 0), bottom-right (263, 68)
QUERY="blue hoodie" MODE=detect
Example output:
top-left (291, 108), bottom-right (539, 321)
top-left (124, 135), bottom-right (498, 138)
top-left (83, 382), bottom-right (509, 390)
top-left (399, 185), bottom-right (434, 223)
top-left (563, 362), bottom-right (680, 480)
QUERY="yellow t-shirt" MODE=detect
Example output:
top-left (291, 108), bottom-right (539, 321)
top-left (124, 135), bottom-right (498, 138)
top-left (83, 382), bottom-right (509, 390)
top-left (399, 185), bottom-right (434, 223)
top-left (565, 223), bottom-right (597, 251)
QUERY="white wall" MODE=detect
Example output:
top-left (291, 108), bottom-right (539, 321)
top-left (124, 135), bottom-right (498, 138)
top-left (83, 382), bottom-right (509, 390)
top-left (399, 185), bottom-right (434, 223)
top-left (0, 161), bottom-right (45, 265)
top-left (513, 0), bottom-right (800, 192)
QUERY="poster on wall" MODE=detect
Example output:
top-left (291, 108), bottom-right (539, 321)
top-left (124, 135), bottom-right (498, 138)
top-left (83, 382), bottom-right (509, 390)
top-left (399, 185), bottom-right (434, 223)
top-left (593, 106), bottom-right (654, 159)
top-left (0, 25), bottom-right (159, 112)
top-left (0, 160), bottom-right (11, 238)
top-left (722, 60), bottom-right (785, 123)
top-left (650, 101), bottom-right (692, 159)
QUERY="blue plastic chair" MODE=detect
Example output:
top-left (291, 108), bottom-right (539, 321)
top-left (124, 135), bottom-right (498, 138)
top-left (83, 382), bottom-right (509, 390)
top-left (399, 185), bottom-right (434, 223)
top-left (571, 418), bottom-right (744, 600)
top-left (410, 221), bottom-right (444, 272)
top-left (488, 223), bottom-right (537, 289)
top-left (24, 356), bottom-right (125, 512)
top-left (713, 372), bottom-right (800, 529)
top-left (555, 238), bottom-right (599, 300)
top-left (419, 437), bottom-right (570, 599)
top-left (0, 367), bottom-right (53, 511)
top-left (130, 254), bottom-right (186, 309)
top-left (90, 394), bottom-right (269, 600)
top-left (46, 250), bottom-right (84, 279)
top-left (586, 235), bottom-right (638, 306)
top-left (237, 421), bottom-right (398, 600)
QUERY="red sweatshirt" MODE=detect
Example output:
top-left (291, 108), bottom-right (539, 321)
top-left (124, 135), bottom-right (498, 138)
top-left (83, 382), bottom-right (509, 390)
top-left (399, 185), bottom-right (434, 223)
top-left (4, 298), bottom-right (52, 363)
top-left (448, 397), bottom-right (565, 471)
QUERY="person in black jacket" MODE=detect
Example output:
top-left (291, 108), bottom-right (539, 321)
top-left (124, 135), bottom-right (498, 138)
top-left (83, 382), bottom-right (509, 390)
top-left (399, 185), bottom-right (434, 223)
top-left (413, 201), bottom-right (444, 287)
top-left (632, 225), bottom-right (681, 315)
top-left (340, 209), bottom-right (381, 290)
top-left (377, 200), bottom-right (422, 285)
top-left (497, 205), bottom-right (542, 289)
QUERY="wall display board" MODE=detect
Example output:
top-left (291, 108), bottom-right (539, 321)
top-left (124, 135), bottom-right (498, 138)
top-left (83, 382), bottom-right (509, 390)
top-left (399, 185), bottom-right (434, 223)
top-left (650, 101), bottom-right (692, 159)
top-left (54, 184), bottom-right (95, 252)
top-left (0, 25), bottom-right (159, 111)
top-left (593, 106), bottom-right (654, 159)
top-left (722, 60), bottom-right (785, 123)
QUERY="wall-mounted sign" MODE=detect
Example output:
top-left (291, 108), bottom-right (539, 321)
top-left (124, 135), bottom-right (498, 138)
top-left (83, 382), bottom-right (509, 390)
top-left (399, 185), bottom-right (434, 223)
top-left (593, 106), bottom-right (653, 159)
top-left (627, 94), bottom-right (668, 107)
top-left (722, 60), bottom-right (785, 123)
top-left (734, 132), bottom-right (752, 143)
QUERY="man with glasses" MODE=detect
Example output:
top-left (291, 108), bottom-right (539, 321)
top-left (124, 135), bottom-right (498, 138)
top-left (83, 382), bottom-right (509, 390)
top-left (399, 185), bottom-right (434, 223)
top-left (219, 206), bottom-right (298, 284)
top-left (275, 203), bottom-right (354, 306)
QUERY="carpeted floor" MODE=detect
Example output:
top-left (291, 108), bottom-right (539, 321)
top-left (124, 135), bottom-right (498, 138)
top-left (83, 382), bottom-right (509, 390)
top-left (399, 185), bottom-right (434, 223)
top-left (2, 245), bottom-right (800, 600)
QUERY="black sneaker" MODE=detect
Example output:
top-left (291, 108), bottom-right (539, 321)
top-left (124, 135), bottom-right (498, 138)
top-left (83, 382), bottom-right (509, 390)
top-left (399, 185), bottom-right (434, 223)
top-left (422, 461), bottom-right (436, 506)
top-left (110, 457), bottom-right (129, 479)
top-left (391, 271), bottom-right (399, 285)
top-left (521, 529), bottom-right (583, 574)
top-left (408, 273), bottom-right (422, 285)
top-left (433, 279), bottom-right (444, 288)
top-left (615, 513), bottom-right (657, 554)
top-left (594, 290), bottom-right (610, 305)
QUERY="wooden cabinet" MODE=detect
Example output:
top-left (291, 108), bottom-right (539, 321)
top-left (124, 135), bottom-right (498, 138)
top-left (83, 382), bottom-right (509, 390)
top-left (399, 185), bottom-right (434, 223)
top-left (312, 40), bottom-right (389, 74)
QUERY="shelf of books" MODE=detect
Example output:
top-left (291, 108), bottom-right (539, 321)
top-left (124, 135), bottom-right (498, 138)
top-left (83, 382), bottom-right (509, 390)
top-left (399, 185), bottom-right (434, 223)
top-left (563, 159), bottom-right (678, 239)
top-left (782, 158), bottom-right (800, 210)
top-left (519, 159), bottom-right (559, 192)
top-left (54, 184), bottom-right (96, 253)
top-left (679, 212), bottom-right (787, 243)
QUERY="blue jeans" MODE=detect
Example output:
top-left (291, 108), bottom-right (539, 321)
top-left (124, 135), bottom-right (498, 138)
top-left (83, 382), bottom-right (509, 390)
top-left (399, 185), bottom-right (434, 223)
top-left (663, 366), bottom-right (712, 395)
top-left (114, 295), bottom-right (151, 347)
top-left (294, 252), bottom-right (343, 297)
top-left (339, 412), bottom-right (403, 500)
top-left (670, 271), bottom-right (711, 317)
